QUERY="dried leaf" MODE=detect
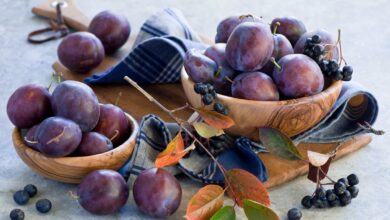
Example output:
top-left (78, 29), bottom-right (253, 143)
top-left (193, 122), bottom-right (224, 138)
top-left (307, 156), bottom-right (334, 183)
top-left (195, 108), bottom-right (235, 129)
top-left (259, 127), bottom-right (302, 160)
top-left (155, 133), bottom-right (187, 168)
top-left (185, 185), bottom-right (225, 220)
top-left (307, 151), bottom-right (331, 167)
top-left (225, 169), bottom-right (270, 208)
top-left (210, 206), bottom-right (236, 220)
top-left (243, 199), bottom-right (280, 220)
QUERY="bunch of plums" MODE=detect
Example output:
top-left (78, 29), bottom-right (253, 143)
top-left (184, 15), bottom-right (344, 101)
top-left (58, 10), bottom-right (131, 73)
top-left (7, 80), bottom-right (131, 157)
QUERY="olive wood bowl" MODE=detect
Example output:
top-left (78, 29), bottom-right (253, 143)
top-left (181, 68), bottom-right (343, 140)
top-left (12, 112), bottom-right (138, 184)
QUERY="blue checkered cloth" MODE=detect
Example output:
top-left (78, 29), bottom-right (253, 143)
top-left (87, 8), bottom-right (379, 184)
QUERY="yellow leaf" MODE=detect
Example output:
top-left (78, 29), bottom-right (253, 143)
top-left (185, 185), bottom-right (225, 220)
top-left (193, 122), bottom-right (224, 138)
top-left (155, 133), bottom-right (188, 168)
top-left (195, 108), bottom-right (235, 129)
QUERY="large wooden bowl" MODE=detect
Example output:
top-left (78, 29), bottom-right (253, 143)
top-left (181, 68), bottom-right (343, 140)
top-left (12, 113), bottom-right (138, 184)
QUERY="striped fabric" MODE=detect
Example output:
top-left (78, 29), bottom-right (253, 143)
top-left (84, 8), bottom-right (205, 85)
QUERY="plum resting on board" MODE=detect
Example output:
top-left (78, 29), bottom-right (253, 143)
top-left (51, 80), bottom-right (100, 132)
top-left (78, 169), bottom-right (129, 215)
top-left (273, 54), bottom-right (324, 98)
top-left (204, 43), bottom-right (236, 95)
top-left (36, 117), bottom-right (82, 157)
top-left (184, 49), bottom-right (217, 83)
top-left (226, 22), bottom-right (274, 71)
top-left (133, 168), bottom-right (182, 218)
top-left (74, 132), bottom-right (113, 156)
top-left (88, 10), bottom-right (131, 54)
top-left (232, 72), bottom-right (279, 101)
top-left (215, 14), bottom-right (263, 43)
top-left (57, 32), bottom-right (104, 73)
top-left (93, 104), bottom-right (130, 146)
top-left (270, 16), bottom-right (307, 46)
top-left (7, 84), bottom-right (52, 128)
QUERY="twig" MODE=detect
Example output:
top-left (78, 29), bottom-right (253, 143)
top-left (358, 121), bottom-right (385, 135)
top-left (171, 103), bottom-right (190, 113)
top-left (123, 76), bottom-right (236, 198)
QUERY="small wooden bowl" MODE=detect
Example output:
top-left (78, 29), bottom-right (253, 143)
top-left (12, 113), bottom-right (139, 184)
top-left (181, 68), bottom-right (343, 140)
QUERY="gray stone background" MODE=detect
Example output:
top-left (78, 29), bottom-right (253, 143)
top-left (0, 0), bottom-right (389, 219)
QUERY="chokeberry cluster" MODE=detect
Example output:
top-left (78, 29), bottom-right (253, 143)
top-left (194, 82), bottom-right (229, 115)
top-left (301, 173), bottom-right (359, 209)
top-left (10, 184), bottom-right (52, 220)
top-left (303, 35), bottom-right (353, 81)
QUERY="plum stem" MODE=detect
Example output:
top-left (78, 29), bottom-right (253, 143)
top-left (24, 137), bottom-right (38, 144)
top-left (224, 76), bottom-right (234, 84)
top-left (110, 130), bottom-right (119, 141)
top-left (239, 14), bottom-right (254, 21)
top-left (270, 57), bottom-right (281, 70)
top-left (123, 76), bottom-right (237, 204)
top-left (214, 67), bottom-right (222, 77)
top-left (273, 22), bottom-right (280, 35)
top-left (114, 91), bottom-right (122, 106)
top-left (46, 128), bottom-right (65, 145)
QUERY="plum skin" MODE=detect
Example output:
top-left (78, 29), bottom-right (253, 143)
top-left (7, 84), bottom-right (52, 128)
top-left (51, 81), bottom-right (100, 132)
top-left (232, 72), bottom-right (279, 101)
top-left (261, 34), bottom-right (294, 74)
top-left (36, 117), bottom-right (82, 157)
top-left (88, 10), bottom-right (131, 54)
top-left (74, 132), bottom-right (113, 156)
top-left (93, 104), bottom-right (130, 146)
top-left (57, 32), bottom-right (104, 73)
top-left (270, 16), bottom-right (307, 46)
top-left (78, 169), bottom-right (129, 215)
top-left (184, 49), bottom-right (217, 83)
top-left (215, 14), bottom-right (263, 43)
top-left (133, 168), bottom-right (182, 218)
top-left (272, 54), bottom-right (324, 98)
top-left (226, 22), bottom-right (274, 71)
top-left (204, 43), bottom-right (236, 95)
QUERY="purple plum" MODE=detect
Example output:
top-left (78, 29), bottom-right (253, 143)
top-left (232, 72), bottom-right (279, 101)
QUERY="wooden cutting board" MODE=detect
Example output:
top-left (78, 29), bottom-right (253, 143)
top-left (34, 0), bottom-right (372, 188)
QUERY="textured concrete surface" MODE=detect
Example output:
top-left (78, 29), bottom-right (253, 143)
top-left (0, 0), bottom-right (389, 219)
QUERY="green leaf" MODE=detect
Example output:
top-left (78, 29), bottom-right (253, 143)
top-left (259, 127), bottom-right (302, 160)
top-left (244, 199), bottom-right (280, 220)
top-left (210, 206), bottom-right (236, 220)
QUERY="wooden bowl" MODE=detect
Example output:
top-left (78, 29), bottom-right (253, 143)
top-left (12, 113), bottom-right (139, 184)
top-left (181, 68), bottom-right (343, 140)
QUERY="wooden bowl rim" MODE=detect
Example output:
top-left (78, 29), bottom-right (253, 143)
top-left (181, 67), bottom-right (343, 106)
top-left (12, 112), bottom-right (139, 165)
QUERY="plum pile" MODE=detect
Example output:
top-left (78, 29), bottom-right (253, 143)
top-left (58, 11), bottom-right (131, 73)
top-left (184, 15), bottom-right (353, 102)
top-left (7, 80), bottom-right (131, 157)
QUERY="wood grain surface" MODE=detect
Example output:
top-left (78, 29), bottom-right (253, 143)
top-left (35, 0), bottom-right (372, 188)
top-left (12, 113), bottom-right (139, 183)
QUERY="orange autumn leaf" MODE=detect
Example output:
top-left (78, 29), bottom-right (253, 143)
top-left (195, 108), bottom-right (235, 129)
top-left (185, 185), bottom-right (225, 220)
top-left (225, 169), bottom-right (270, 207)
top-left (155, 132), bottom-right (188, 168)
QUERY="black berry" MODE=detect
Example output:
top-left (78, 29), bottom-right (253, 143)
top-left (347, 174), bottom-right (359, 186)
top-left (312, 196), bottom-right (327, 208)
top-left (328, 60), bottom-right (339, 72)
top-left (339, 190), bottom-right (352, 206)
top-left (329, 198), bottom-right (340, 207)
top-left (194, 83), bottom-right (208, 95)
top-left (343, 75), bottom-right (352, 81)
top-left (337, 178), bottom-right (348, 186)
top-left (334, 182), bottom-right (347, 195)
top-left (13, 190), bottom-right (29, 205)
top-left (326, 189), bottom-right (337, 202)
top-left (333, 69), bottom-right (344, 81)
top-left (311, 35), bottom-right (322, 44)
top-left (347, 185), bottom-right (359, 198)
top-left (313, 44), bottom-right (324, 56)
top-left (202, 93), bottom-right (214, 105)
top-left (301, 195), bottom-right (312, 209)
top-left (342, 65), bottom-right (353, 76)
top-left (23, 184), bottom-right (37, 197)
top-left (315, 187), bottom-right (326, 199)
top-left (10, 209), bottom-right (24, 220)
top-left (287, 208), bottom-right (302, 220)
top-left (214, 102), bottom-right (225, 113)
top-left (36, 199), bottom-right (52, 213)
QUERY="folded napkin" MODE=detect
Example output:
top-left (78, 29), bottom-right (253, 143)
top-left (88, 8), bottom-right (379, 184)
